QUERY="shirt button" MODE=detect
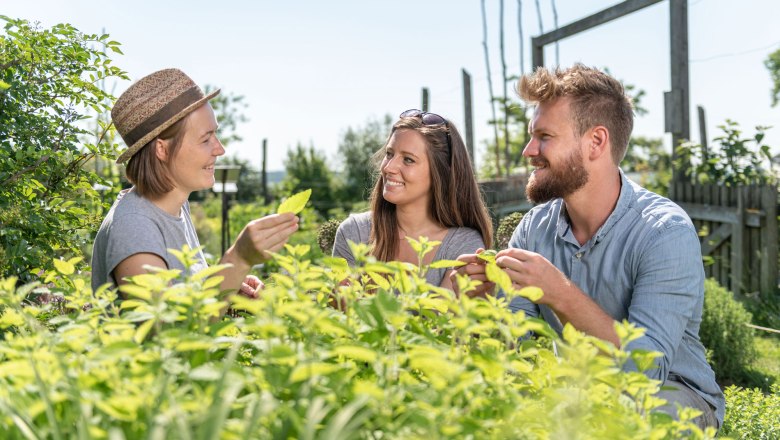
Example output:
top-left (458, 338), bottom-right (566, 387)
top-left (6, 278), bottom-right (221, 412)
top-left (575, 252), bottom-right (583, 259)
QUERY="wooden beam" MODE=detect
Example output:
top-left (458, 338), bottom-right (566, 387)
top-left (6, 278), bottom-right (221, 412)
top-left (530, 0), bottom-right (663, 69)
top-left (678, 202), bottom-right (740, 224)
top-left (533, 0), bottom-right (664, 46)
top-left (700, 222), bottom-right (732, 256)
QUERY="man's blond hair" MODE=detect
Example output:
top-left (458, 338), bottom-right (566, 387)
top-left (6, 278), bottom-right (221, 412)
top-left (518, 63), bottom-right (634, 164)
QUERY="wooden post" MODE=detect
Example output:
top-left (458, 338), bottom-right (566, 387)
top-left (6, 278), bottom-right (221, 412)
top-left (697, 105), bottom-right (708, 155)
top-left (760, 185), bottom-right (779, 294)
top-left (261, 138), bottom-right (269, 204)
top-left (670, 0), bottom-right (690, 183)
top-left (731, 189), bottom-right (745, 294)
top-left (422, 87), bottom-right (430, 112)
top-left (462, 69), bottom-right (476, 172)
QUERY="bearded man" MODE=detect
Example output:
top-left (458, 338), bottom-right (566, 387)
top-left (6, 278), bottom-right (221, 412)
top-left (453, 64), bottom-right (723, 431)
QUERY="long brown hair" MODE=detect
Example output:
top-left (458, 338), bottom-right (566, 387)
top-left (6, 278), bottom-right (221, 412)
top-left (369, 116), bottom-right (493, 261)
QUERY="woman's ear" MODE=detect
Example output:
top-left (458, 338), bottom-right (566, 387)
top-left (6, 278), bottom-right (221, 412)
top-left (154, 138), bottom-right (169, 162)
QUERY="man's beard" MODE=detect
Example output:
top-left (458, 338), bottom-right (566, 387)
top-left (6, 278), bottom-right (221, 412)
top-left (526, 146), bottom-right (589, 204)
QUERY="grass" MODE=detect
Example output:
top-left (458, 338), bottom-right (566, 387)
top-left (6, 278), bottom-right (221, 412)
top-left (754, 334), bottom-right (780, 382)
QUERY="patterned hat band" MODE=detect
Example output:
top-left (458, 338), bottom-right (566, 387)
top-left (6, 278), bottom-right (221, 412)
top-left (121, 86), bottom-right (202, 147)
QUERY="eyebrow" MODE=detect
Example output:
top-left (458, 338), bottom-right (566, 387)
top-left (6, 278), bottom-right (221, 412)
top-left (388, 146), bottom-right (420, 159)
top-left (201, 125), bottom-right (219, 138)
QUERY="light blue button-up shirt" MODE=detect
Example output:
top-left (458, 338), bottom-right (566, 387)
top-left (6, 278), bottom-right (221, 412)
top-left (507, 170), bottom-right (725, 425)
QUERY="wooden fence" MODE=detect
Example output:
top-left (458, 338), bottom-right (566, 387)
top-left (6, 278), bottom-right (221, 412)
top-left (480, 174), bottom-right (532, 225)
top-left (670, 182), bottom-right (779, 295)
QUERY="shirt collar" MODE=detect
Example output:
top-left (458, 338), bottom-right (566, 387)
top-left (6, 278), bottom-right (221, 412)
top-left (555, 168), bottom-right (635, 245)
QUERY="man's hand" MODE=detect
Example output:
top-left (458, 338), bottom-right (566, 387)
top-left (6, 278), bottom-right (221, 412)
top-left (450, 249), bottom-right (496, 298)
top-left (495, 248), bottom-right (573, 307)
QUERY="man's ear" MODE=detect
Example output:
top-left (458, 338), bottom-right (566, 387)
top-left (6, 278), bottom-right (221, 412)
top-left (154, 138), bottom-right (169, 162)
top-left (587, 126), bottom-right (610, 161)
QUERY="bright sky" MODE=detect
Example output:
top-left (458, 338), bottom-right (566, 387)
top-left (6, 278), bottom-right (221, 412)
top-left (5, 0), bottom-right (780, 172)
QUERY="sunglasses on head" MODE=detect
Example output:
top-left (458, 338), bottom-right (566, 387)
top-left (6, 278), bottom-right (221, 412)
top-left (399, 109), bottom-right (452, 161)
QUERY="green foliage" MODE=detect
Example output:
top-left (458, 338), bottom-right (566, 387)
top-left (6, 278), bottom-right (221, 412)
top-left (623, 136), bottom-right (671, 196)
top-left (700, 279), bottom-right (757, 384)
top-left (495, 211), bottom-right (523, 249)
top-left (203, 84), bottom-right (248, 147)
top-left (282, 143), bottom-right (338, 217)
top-left (0, 244), bottom-right (716, 438)
top-left (721, 384), bottom-right (780, 438)
top-left (336, 115), bottom-right (392, 207)
top-left (189, 197), bottom-right (325, 267)
top-left (480, 96), bottom-right (529, 178)
top-left (317, 218), bottom-right (344, 254)
top-left (0, 17), bottom-right (128, 281)
top-left (765, 48), bottom-right (780, 107)
top-left (676, 120), bottom-right (775, 186)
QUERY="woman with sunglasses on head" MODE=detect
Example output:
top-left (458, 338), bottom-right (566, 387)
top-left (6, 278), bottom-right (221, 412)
top-left (332, 110), bottom-right (492, 290)
top-left (91, 68), bottom-right (299, 299)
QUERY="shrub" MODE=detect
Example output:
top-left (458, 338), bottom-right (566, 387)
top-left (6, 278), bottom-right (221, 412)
top-left (0, 17), bottom-right (128, 281)
top-left (721, 384), bottom-right (780, 438)
top-left (495, 211), bottom-right (524, 249)
top-left (0, 243), bottom-right (715, 438)
top-left (317, 218), bottom-right (343, 254)
top-left (700, 278), bottom-right (757, 383)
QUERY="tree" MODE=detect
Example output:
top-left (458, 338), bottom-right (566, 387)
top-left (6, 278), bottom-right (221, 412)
top-left (765, 48), bottom-right (780, 107)
top-left (676, 120), bottom-right (775, 186)
top-left (336, 115), bottom-right (392, 206)
top-left (0, 17), bottom-right (127, 281)
top-left (203, 84), bottom-right (249, 147)
top-left (281, 143), bottom-right (337, 218)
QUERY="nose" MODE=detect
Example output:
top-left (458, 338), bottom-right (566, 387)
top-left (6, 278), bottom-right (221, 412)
top-left (523, 137), bottom-right (539, 158)
top-left (213, 137), bottom-right (225, 157)
top-left (381, 156), bottom-right (399, 174)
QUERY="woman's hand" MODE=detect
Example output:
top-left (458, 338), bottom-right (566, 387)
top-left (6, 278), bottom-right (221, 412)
top-left (237, 275), bottom-right (264, 299)
top-left (229, 212), bottom-right (300, 267)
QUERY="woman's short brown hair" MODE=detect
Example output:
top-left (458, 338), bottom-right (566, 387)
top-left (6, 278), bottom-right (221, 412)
top-left (124, 114), bottom-right (190, 198)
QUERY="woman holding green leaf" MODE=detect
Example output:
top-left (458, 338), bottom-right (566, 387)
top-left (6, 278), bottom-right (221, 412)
top-left (332, 110), bottom-right (492, 290)
top-left (91, 69), bottom-right (299, 298)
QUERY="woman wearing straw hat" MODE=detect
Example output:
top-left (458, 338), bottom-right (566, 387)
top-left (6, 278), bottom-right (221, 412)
top-left (91, 68), bottom-right (299, 298)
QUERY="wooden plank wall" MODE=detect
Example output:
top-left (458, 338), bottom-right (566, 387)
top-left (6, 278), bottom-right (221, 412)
top-left (671, 182), bottom-right (778, 295)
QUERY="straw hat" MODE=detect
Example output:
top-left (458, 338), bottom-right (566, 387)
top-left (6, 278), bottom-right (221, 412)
top-left (112, 68), bottom-right (220, 164)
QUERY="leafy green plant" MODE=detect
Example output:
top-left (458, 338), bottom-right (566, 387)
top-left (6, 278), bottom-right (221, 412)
top-left (700, 278), bottom-right (757, 384)
top-left (721, 384), bottom-right (780, 438)
top-left (0, 242), bottom-right (717, 438)
top-left (495, 211), bottom-right (523, 249)
top-left (676, 120), bottom-right (775, 186)
top-left (317, 217), bottom-right (344, 254)
top-left (0, 17), bottom-right (128, 281)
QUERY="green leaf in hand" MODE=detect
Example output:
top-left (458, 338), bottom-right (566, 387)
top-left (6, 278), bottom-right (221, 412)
top-left (477, 249), bottom-right (498, 263)
top-left (277, 189), bottom-right (312, 214)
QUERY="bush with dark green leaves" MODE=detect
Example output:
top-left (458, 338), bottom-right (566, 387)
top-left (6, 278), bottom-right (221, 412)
top-left (495, 211), bottom-right (523, 249)
top-left (700, 278), bottom-right (757, 383)
top-left (0, 17), bottom-right (127, 281)
top-left (0, 243), bottom-right (716, 438)
top-left (317, 217), bottom-right (344, 254)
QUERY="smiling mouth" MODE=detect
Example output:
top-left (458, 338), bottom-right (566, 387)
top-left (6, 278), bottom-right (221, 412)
top-left (384, 179), bottom-right (404, 187)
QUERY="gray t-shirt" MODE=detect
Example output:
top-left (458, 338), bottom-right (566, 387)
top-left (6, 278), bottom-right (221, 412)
top-left (332, 212), bottom-right (486, 286)
top-left (91, 188), bottom-right (207, 291)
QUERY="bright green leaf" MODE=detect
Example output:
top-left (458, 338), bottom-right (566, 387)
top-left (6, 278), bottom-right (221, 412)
top-left (277, 188), bottom-right (312, 214)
